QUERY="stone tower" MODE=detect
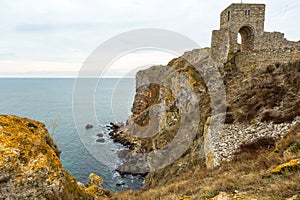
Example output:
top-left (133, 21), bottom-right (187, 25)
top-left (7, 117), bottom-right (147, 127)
top-left (211, 4), bottom-right (266, 62)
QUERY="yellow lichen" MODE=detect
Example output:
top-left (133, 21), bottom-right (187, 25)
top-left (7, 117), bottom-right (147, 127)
top-left (85, 185), bottom-right (98, 197)
top-left (177, 161), bottom-right (186, 167)
top-left (0, 115), bottom-right (96, 199)
top-left (88, 173), bottom-right (103, 186)
top-left (178, 196), bottom-right (191, 200)
top-left (165, 93), bottom-right (176, 107)
top-left (269, 158), bottom-right (300, 174)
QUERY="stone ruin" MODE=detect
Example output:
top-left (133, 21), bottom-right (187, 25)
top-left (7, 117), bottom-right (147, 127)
top-left (211, 3), bottom-right (300, 67)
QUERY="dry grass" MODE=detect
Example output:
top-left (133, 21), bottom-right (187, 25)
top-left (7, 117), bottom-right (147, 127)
top-left (108, 60), bottom-right (300, 199)
top-left (110, 124), bottom-right (300, 200)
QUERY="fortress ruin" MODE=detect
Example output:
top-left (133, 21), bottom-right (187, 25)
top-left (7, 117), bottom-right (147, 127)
top-left (211, 3), bottom-right (300, 68)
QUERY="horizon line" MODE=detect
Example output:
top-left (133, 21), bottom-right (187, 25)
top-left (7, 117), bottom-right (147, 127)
top-left (0, 77), bottom-right (135, 79)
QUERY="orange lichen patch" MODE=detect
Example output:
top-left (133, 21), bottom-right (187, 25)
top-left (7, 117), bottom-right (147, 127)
top-left (87, 173), bottom-right (103, 187)
top-left (0, 115), bottom-right (62, 177)
top-left (85, 184), bottom-right (112, 199)
top-left (269, 158), bottom-right (300, 174)
top-left (0, 115), bottom-right (95, 199)
top-left (85, 185), bottom-right (99, 197)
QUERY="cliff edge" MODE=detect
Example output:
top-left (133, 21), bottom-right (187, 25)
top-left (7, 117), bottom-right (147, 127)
top-left (0, 115), bottom-right (110, 200)
top-left (109, 48), bottom-right (300, 199)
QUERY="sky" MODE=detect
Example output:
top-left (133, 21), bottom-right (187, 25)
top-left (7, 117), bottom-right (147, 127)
top-left (0, 0), bottom-right (299, 78)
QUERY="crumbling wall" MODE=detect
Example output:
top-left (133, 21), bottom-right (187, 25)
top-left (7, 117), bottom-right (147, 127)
top-left (235, 47), bottom-right (300, 70)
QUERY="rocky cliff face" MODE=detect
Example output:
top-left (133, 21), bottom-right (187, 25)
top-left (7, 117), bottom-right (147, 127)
top-left (111, 48), bottom-right (215, 185)
top-left (110, 47), bottom-right (300, 191)
top-left (0, 115), bottom-right (110, 200)
top-left (1, 45), bottom-right (299, 199)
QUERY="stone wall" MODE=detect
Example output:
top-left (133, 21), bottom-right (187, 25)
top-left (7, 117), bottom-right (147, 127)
top-left (211, 120), bottom-right (297, 166)
top-left (235, 47), bottom-right (300, 70)
top-left (208, 4), bottom-right (300, 168)
top-left (220, 3), bottom-right (265, 53)
top-left (211, 3), bottom-right (300, 65)
top-left (256, 32), bottom-right (300, 51)
top-left (211, 29), bottom-right (230, 64)
top-left (211, 3), bottom-right (266, 58)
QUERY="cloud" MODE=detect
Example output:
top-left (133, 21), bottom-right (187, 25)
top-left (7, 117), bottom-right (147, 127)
top-left (0, 50), bottom-right (174, 78)
top-left (0, 60), bottom-right (80, 77)
top-left (0, 0), bottom-right (299, 77)
top-left (0, 52), bottom-right (16, 58)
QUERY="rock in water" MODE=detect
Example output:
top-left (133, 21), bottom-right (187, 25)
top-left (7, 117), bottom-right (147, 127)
top-left (86, 124), bottom-right (93, 129)
top-left (96, 138), bottom-right (105, 143)
top-left (86, 173), bottom-right (103, 187)
top-left (96, 133), bottom-right (104, 137)
top-left (110, 122), bottom-right (123, 130)
top-left (116, 182), bottom-right (125, 187)
top-left (85, 173), bottom-right (112, 197)
top-left (0, 115), bottom-right (108, 199)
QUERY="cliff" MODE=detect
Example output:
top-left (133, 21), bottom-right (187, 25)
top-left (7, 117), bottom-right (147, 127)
top-left (109, 48), bottom-right (300, 199)
top-left (0, 115), bottom-right (111, 199)
top-left (1, 51), bottom-right (299, 200)
top-left (112, 48), bottom-right (300, 170)
top-left (110, 48), bottom-right (212, 175)
top-left (2, 2), bottom-right (299, 198)
top-left (111, 4), bottom-right (300, 194)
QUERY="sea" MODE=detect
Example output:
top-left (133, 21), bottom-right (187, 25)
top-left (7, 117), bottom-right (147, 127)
top-left (0, 78), bottom-right (144, 192)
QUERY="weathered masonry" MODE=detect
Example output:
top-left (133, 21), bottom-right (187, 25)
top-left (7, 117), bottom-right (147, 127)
top-left (204, 3), bottom-right (300, 168)
top-left (211, 3), bottom-right (300, 67)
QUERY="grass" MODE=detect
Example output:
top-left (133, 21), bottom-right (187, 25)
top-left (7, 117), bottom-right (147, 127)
top-left (108, 123), bottom-right (300, 200)
top-left (110, 154), bottom-right (299, 199)
top-left (104, 59), bottom-right (300, 200)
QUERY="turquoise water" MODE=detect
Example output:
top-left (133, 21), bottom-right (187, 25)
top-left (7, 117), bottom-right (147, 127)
top-left (0, 78), bottom-right (144, 191)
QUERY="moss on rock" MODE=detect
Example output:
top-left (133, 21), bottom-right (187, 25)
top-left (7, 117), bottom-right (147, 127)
top-left (0, 115), bottom-right (105, 199)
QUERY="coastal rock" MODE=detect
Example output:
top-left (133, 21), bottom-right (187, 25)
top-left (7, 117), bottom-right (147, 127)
top-left (111, 45), bottom-right (300, 190)
top-left (116, 182), bottom-right (125, 187)
top-left (86, 173), bottom-right (103, 187)
top-left (85, 124), bottom-right (93, 129)
top-left (0, 115), bottom-right (105, 199)
top-left (85, 173), bottom-right (112, 198)
top-left (85, 185), bottom-right (112, 199)
top-left (117, 150), bottom-right (130, 159)
top-left (96, 138), bottom-right (105, 143)
top-left (97, 133), bottom-right (104, 137)
top-left (109, 125), bottom-right (136, 148)
top-left (0, 115), bottom-right (91, 199)
top-left (113, 48), bottom-right (212, 177)
top-left (110, 122), bottom-right (123, 130)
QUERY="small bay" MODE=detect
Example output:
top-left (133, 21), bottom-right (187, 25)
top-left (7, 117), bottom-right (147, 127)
top-left (0, 78), bottom-right (143, 192)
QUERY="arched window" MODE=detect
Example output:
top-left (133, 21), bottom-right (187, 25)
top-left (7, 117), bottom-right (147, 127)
top-left (238, 26), bottom-right (255, 52)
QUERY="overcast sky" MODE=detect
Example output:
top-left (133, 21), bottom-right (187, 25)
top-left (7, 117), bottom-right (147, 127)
top-left (0, 0), bottom-right (299, 77)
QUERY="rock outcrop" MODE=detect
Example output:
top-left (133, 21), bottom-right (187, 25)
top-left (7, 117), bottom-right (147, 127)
top-left (109, 3), bottom-right (299, 199)
top-left (109, 47), bottom-right (300, 189)
top-left (111, 48), bottom-right (212, 177)
top-left (0, 115), bottom-right (108, 199)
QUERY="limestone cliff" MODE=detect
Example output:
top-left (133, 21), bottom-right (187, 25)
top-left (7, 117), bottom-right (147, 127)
top-left (109, 46), bottom-right (300, 192)
top-left (111, 49), bottom-right (213, 178)
top-left (0, 115), bottom-right (110, 200)
top-left (110, 3), bottom-right (300, 198)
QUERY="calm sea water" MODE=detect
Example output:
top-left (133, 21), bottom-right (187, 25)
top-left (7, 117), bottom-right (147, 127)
top-left (0, 78), bottom-right (144, 192)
